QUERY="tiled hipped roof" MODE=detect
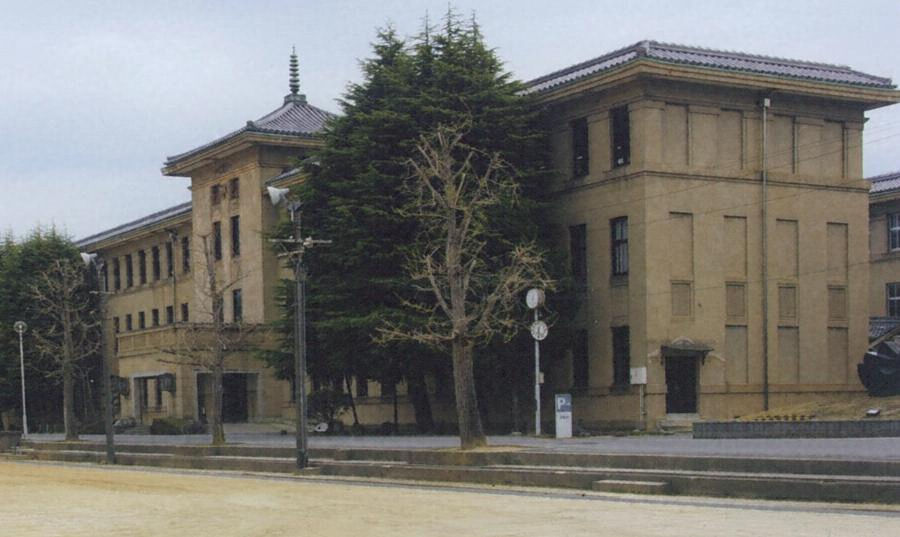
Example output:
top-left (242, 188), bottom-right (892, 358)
top-left (869, 171), bottom-right (900, 195)
top-left (76, 201), bottom-right (192, 248)
top-left (525, 40), bottom-right (895, 94)
top-left (164, 95), bottom-right (334, 167)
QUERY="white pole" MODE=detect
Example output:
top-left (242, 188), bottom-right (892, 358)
top-left (534, 308), bottom-right (541, 436)
top-left (18, 329), bottom-right (28, 437)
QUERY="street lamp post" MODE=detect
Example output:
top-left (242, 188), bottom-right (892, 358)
top-left (13, 321), bottom-right (28, 436)
top-left (81, 252), bottom-right (116, 464)
top-left (267, 186), bottom-right (331, 469)
top-left (526, 289), bottom-right (547, 436)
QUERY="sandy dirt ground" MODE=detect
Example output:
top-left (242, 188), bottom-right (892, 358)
top-left (1, 461), bottom-right (898, 537)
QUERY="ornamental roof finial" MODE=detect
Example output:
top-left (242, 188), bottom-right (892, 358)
top-left (289, 46), bottom-right (300, 95)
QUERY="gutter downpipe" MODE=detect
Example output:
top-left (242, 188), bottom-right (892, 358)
top-left (761, 96), bottom-right (771, 411)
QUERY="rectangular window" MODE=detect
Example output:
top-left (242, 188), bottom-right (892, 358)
top-left (165, 241), bottom-right (174, 277)
top-left (231, 215), bottom-right (241, 257)
top-left (151, 309), bottom-right (159, 327)
top-left (151, 246), bottom-right (161, 281)
top-left (113, 317), bottom-right (120, 354)
top-left (113, 258), bottom-right (121, 290)
top-left (573, 329), bottom-right (589, 389)
top-left (611, 106), bottom-right (630, 168)
top-left (611, 217), bottom-right (628, 276)
top-left (138, 250), bottom-right (147, 285)
top-left (100, 264), bottom-right (109, 292)
top-left (889, 283), bottom-right (900, 317)
top-left (211, 184), bottom-right (221, 205)
top-left (181, 236), bottom-right (190, 273)
top-left (232, 289), bottom-right (243, 322)
top-left (125, 314), bottom-right (133, 331)
top-left (165, 305), bottom-right (174, 324)
top-left (571, 117), bottom-right (589, 177)
top-left (181, 303), bottom-right (189, 322)
top-left (213, 222), bottom-right (222, 261)
top-left (569, 224), bottom-right (587, 288)
top-left (125, 254), bottom-right (133, 287)
top-left (612, 326), bottom-right (630, 386)
top-left (229, 177), bottom-right (240, 199)
top-left (889, 214), bottom-right (900, 251)
top-left (113, 317), bottom-right (120, 333)
top-left (138, 311), bottom-right (146, 330)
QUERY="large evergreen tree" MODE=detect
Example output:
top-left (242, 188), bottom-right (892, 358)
top-left (275, 11), bottom-right (554, 439)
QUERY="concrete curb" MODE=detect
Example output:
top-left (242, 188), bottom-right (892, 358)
top-left (694, 420), bottom-right (900, 439)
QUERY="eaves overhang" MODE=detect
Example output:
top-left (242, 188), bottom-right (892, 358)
top-left (162, 131), bottom-right (324, 177)
top-left (76, 202), bottom-right (193, 252)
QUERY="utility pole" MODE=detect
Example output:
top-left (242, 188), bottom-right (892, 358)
top-left (81, 253), bottom-right (116, 464)
top-left (13, 321), bottom-right (27, 436)
top-left (268, 187), bottom-right (330, 469)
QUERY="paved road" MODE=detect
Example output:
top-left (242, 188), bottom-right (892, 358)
top-left (25, 430), bottom-right (900, 460)
top-left (1, 461), bottom-right (897, 537)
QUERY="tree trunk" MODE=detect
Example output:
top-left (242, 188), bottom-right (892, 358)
top-left (344, 374), bottom-right (360, 426)
top-left (452, 340), bottom-right (486, 449)
top-left (407, 367), bottom-right (434, 433)
top-left (211, 364), bottom-right (225, 445)
top-left (63, 362), bottom-right (78, 440)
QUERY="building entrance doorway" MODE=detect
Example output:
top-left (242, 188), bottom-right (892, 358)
top-left (664, 357), bottom-right (698, 414)
top-left (197, 373), bottom-right (256, 423)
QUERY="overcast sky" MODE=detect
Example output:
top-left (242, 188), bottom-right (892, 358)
top-left (2, 0), bottom-right (899, 240)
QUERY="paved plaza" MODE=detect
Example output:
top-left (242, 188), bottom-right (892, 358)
top-left (25, 430), bottom-right (900, 460)
top-left (1, 461), bottom-right (898, 537)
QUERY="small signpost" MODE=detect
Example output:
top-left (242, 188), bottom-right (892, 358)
top-left (526, 289), bottom-right (546, 436)
top-left (555, 393), bottom-right (572, 439)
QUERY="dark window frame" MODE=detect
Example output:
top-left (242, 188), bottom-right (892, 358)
top-left (612, 326), bottom-right (631, 387)
top-left (611, 106), bottom-right (630, 168)
top-left (889, 214), bottom-right (900, 251)
top-left (888, 283), bottom-right (900, 317)
top-left (181, 236), bottom-right (190, 274)
top-left (571, 117), bottom-right (589, 177)
top-left (210, 184), bottom-right (221, 206)
top-left (138, 311), bottom-right (146, 330)
top-left (165, 241), bottom-right (174, 277)
top-left (113, 258), bottom-right (121, 290)
top-left (181, 303), bottom-right (189, 322)
top-left (165, 305), bottom-right (174, 325)
top-left (229, 177), bottom-right (240, 200)
top-left (231, 215), bottom-right (241, 257)
top-left (213, 222), bottom-right (222, 261)
top-left (569, 224), bottom-right (587, 288)
top-left (151, 246), bottom-right (161, 281)
top-left (125, 314), bottom-right (133, 331)
top-left (138, 250), bottom-right (147, 285)
top-left (125, 254), bottom-right (133, 288)
top-left (151, 308), bottom-right (159, 327)
top-left (232, 288), bottom-right (243, 323)
top-left (611, 217), bottom-right (629, 276)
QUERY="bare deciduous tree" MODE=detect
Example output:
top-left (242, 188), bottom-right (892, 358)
top-left (29, 259), bottom-right (100, 440)
top-left (381, 124), bottom-right (553, 449)
top-left (162, 235), bottom-right (258, 445)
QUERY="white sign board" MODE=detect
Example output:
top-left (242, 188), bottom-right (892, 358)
top-left (630, 367), bottom-right (647, 385)
top-left (555, 393), bottom-right (572, 439)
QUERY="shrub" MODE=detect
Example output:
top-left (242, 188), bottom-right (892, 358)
top-left (150, 417), bottom-right (204, 435)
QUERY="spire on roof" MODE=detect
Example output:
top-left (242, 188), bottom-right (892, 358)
top-left (290, 47), bottom-right (300, 95)
top-left (284, 47), bottom-right (306, 104)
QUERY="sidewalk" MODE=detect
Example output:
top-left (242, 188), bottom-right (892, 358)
top-left (24, 429), bottom-right (900, 461)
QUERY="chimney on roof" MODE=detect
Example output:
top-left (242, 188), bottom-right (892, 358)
top-left (285, 46), bottom-right (307, 104)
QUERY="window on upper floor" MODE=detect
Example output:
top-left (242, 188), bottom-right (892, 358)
top-left (211, 184), bottom-right (221, 206)
top-left (181, 303), bottom-right (189, 322)
top-left (888, 283), bottom-right (900, 318)
top-left (569, 224), bottom-right (587, 288)
top-left (113, 258), bottom-right (121, 291)
top-left (611, 217), bottom-right (628, 276)
top-left (611, 106), bottom-right (630, 168)
top-left (889, 214), bottom-right (900, 251)
top-left (213, 222), bottom-right (222, 261)
top-left (125, 255), bottom-right (133, 288)
top-left (165, 241), bottom-right (174, 277)
top-left (181, 236), bottom-right (191, 274)
top-left (231, 215), bottom-right (241, 257)
top-left (571, 117), bottom-right (589, 178)
top-left (101, 264), bottom-right (109, 292)
top-left (138, 250), bottom-right (147, 285)
top-left (138, 311), bottom-right (146, 330)
top-left (229, 177), bottom-right (240, 200)
top-left (151, 309), bottom-right (159, 327)
top-left (151, 246), bottom-right (161, 281)
top-left (165, 306), bottom-right (174, 325)
top-left (125, 314), bottom-right (133, 331)
top-left (232, 288), bottom-right (243, 323)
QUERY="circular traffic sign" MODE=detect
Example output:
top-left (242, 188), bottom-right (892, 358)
top-left (530, 320), bottom-right (548, 341)
top-left (13, 321), bottom-right (27, 334)
top-left (526, 288), bottom-right (545, 309)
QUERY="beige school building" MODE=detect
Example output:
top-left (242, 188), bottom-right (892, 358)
top-left (78, 41), bottom-right (899, 431)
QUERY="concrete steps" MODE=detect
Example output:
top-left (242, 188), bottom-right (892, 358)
top-left (14, 440), bottom-right (900, 504)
